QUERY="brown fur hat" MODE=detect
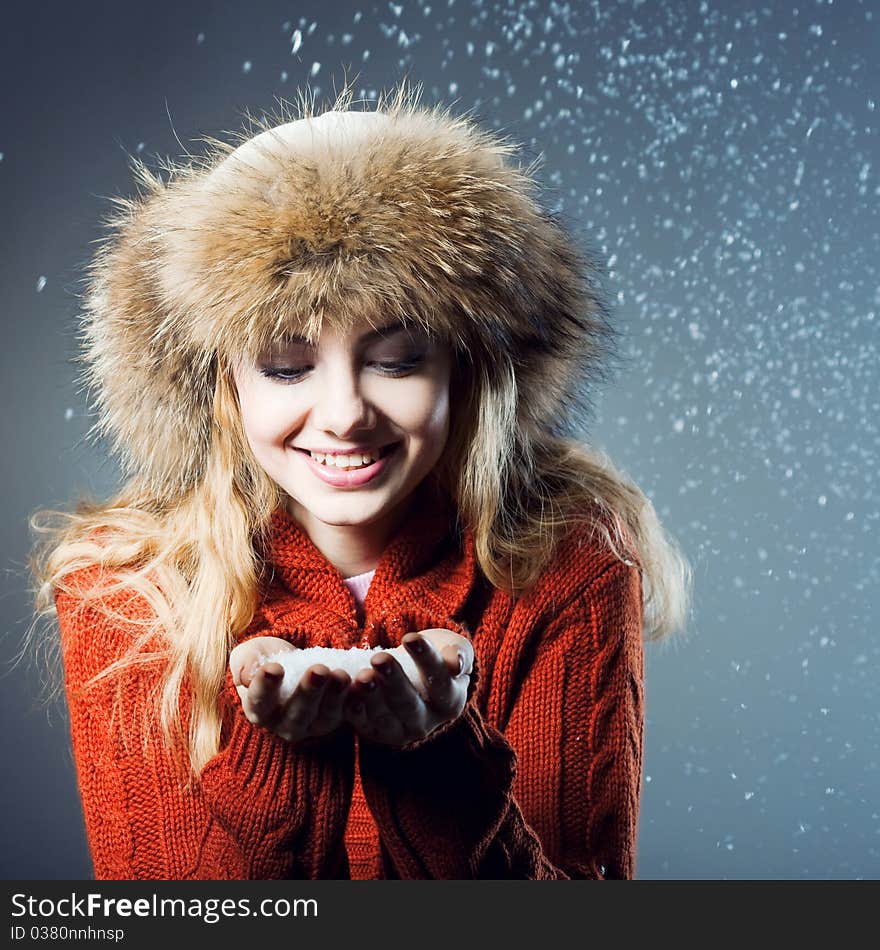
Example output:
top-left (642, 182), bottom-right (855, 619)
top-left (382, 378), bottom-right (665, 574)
top-left (79, 85), bottom-right (615, 505)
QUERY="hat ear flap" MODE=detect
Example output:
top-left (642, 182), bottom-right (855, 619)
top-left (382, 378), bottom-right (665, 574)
top-left (79, 183), bottom-right (216, 502)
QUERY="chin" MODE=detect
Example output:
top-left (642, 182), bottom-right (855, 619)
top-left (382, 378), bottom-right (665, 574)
top-left (300, 497), bottom-right (388, 525)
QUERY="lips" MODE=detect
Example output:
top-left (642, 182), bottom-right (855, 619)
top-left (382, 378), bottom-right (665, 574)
top-left (294, 442), bottom-right (401, 488)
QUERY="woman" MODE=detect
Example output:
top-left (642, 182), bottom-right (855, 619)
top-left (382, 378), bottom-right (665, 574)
top-left (28, 82), bottom-right (692, 879)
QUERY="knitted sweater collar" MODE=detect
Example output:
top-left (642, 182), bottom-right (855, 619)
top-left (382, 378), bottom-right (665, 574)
top-left (257, 480), bottom-right (478, 647)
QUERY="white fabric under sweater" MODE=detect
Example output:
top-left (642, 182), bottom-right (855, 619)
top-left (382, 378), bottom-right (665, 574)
top-left (342, 567), bottom-right (375, 607)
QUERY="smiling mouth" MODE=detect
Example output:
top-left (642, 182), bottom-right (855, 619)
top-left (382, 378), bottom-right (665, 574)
top-left (294, 442), bottom-right (399, 471)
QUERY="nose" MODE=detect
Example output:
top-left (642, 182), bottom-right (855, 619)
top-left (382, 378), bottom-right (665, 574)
top-left (310, 364), bottom-right (375, 438)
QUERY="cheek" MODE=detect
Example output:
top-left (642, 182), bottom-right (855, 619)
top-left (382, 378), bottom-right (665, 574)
top-left (238, 386), bottom-right (303, 447)
top-left (427, 386), bottom-right (451, 439)
top-left (379, 377), bottom-right (450, 439)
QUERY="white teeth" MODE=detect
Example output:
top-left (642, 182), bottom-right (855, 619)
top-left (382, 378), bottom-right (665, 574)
top-left (310, 450), bottom-right (380, 468)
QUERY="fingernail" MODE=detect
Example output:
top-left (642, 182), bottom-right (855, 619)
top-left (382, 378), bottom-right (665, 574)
top-left (404, 636), bottom-right (424, 654)
top-left (310, 670), bottom-right (327, 687)
top-left (264, 669), bottom-right (282, 682)
top-left (376, 659), bottom-right (394, 677)
top-left (361, 678), bottom-right (377, 691)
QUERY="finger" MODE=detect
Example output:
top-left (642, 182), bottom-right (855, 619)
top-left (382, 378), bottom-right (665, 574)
top-left (354, 665), bottom-right (408, 743)
top-left (311, 669), bottom-right (351, 733)
top-left (371, 652), bottom-right (424, 723)
top-left (237, 655), bottom-right (270, 689)
top-left (353, 668), bottom-right (383, 718)
top-left (345, 667), bottom-right (400, 740)
top-left (343, 671), bottom-right (373, 733)
top-left (272, 663), bottom-right (329, 742)
top-left (231, 639), bottom-right (295, 687)
top-left (247, 665), bottom-right (286, 724)
top-left (402, 633), bottom-right (457, 710)
top-left (420, 631), bottom-right (473, 678)
top-left (440, 644), bottom-right (467, 678)
top-left (299, 663), bottom-right (333, 698)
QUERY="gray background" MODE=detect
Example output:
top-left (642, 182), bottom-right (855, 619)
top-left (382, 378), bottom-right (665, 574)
top-left (2, 0), bottom-right (877, 879)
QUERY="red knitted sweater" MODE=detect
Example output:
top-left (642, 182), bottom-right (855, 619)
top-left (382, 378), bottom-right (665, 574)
top-left (55, 490), bottom-right (645, 879)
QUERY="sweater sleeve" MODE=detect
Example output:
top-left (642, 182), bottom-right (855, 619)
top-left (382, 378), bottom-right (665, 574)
top-left (357, 561), bottom-right (645, 879)
top-left (55, 573), bottom-right (353, 880)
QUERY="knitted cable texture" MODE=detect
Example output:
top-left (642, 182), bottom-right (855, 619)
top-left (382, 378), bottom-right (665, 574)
top-left (56, 488), bottom-right (644, 879)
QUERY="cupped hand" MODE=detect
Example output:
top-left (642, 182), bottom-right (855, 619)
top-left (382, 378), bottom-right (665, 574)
top-left (343, 629), bottom-right (475, 748)
top-left (229, 636), bottom-right (351, 744)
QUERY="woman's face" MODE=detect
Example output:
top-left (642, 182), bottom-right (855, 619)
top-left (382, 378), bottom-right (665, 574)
top-left (231, 317), bottom-right (452, 539)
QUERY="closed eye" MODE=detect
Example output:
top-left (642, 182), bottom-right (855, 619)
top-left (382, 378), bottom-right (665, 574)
top-left (259, 354), bottom-right (425, 384)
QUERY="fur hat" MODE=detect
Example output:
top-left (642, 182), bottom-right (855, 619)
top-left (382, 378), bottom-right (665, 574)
top-left (79, 89), bottom-right (615, 505)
